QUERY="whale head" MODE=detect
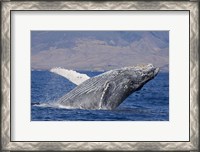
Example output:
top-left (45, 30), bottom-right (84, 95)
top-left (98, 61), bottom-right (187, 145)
top-left (128, 64), bottom-right (159, 90)
top-left (103, 64), bottom-right (159, 109)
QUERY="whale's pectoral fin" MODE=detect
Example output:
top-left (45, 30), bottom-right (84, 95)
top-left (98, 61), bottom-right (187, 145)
top-left (99, 81), bottom-right (116, 109)
top-left (50, 67), bottom-right (90, 85)
top-left (99, 81), bottom-right (110, 108)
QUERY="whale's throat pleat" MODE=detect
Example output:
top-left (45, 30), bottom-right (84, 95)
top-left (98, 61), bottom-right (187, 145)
top-left (57, 73), bottom-right (114, 105)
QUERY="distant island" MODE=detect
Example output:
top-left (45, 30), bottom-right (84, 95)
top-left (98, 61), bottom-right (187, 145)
top-left (31, 31), bottom-right (169, 72)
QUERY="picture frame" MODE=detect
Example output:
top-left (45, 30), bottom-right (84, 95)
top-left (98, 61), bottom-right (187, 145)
top-left (1, 1), bottom-right (199, 151)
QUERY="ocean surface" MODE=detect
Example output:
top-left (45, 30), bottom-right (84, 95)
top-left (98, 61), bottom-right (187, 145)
top-left (31, 70), bottom-right (169, 121)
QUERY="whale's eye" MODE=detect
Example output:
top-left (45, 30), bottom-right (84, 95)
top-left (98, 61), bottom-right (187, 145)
top-left (130, 80), bottom-right (135, 85)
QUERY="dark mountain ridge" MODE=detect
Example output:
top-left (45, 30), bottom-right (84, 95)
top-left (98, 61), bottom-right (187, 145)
top-left (31, 31), bottom-right (169, 72)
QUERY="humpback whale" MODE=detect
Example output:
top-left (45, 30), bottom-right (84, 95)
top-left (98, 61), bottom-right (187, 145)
top-left (50, 64), bottom-right (159, 110)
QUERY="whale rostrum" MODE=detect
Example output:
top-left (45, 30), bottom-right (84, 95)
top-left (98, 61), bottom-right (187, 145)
top-left (53, 64), bottom-right (159, 110)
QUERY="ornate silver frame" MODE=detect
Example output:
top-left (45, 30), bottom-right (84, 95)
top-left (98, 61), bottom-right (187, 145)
top-left (1, 1), bottom-right (199, 151)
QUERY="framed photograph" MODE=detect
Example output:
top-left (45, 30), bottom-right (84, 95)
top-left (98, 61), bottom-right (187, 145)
top-left (1, 1), bottom-right (199, 151)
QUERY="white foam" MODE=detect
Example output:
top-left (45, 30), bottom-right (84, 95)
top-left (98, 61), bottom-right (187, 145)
top-left (34, 102), bottom-right (77, 110)
top-left (50, 67), bottom-right (90, 85)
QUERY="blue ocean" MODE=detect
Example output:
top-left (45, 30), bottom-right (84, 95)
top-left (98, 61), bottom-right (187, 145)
top-left (31, 71), bottom-right (169, 121)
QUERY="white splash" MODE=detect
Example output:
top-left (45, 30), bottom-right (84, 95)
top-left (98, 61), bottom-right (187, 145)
top-left (33, 102), bottom-right (78, 110)
top-left (50, 67), bottom-right (90, 85)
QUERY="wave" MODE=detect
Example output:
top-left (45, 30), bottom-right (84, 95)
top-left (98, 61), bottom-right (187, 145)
top-left (50, 67), bottom-right (90, 85)
top-left (33, 102), bottom-right (76, 110)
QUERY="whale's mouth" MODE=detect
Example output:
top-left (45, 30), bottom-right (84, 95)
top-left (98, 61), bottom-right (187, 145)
top-left (154, 68), bottom-right (160, 77)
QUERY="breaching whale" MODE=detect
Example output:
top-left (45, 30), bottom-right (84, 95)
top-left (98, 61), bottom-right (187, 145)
top-left (50, 64), bottom-right (159, 110)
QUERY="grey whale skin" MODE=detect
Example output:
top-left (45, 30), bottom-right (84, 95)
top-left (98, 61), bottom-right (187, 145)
top-left (56, 64), bottom-right (159, 110)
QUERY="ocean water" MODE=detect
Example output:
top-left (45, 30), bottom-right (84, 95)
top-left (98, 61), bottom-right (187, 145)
top-left (31, 71), bottom-right (169, 121)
